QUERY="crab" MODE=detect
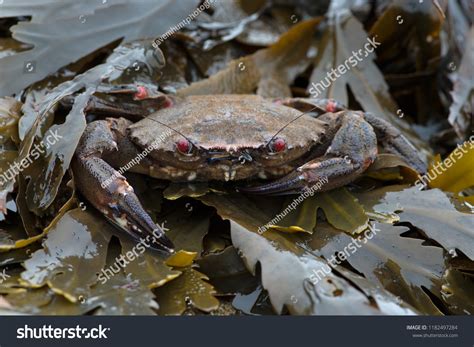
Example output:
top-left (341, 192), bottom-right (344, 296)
top-left (72, 92), bottom-right (426, 253)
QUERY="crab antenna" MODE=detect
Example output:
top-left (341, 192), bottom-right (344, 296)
top-left (265, 104), bottom-right (324, 147)
top-left (137, 113), bottom-right (198, 147)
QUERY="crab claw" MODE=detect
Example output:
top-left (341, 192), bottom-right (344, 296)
top-left (74, 157), bottom-right (174, 253)
top-left (240, 155), bottom-right (365, 196)
top-left (105, 177), bottom-right (175, 253)
top-left (72, 120), bottom-right (174, 254)
top-left (239, 172), bottom-right (307, 195)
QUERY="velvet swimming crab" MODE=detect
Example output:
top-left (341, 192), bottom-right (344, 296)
top-left (72, 92), bottom-right (426, 253)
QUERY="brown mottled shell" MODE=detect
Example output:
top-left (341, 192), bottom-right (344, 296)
top-left (129, 95), bottom-right (326, 152)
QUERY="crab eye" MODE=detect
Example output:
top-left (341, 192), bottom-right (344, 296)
top-left (269, 138), bottom-right (286, 153)
top-left (176, 138), bottom-right (192, 154)
top-left (133, 85), bottom-right (149, 100)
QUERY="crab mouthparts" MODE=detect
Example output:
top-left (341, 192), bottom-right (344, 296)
top-left (207, 151), bottom-right (252, 163)
top-left (205, 151), bottom-right (253, 182)
top-left (224, 169), bottom-right (237, 182)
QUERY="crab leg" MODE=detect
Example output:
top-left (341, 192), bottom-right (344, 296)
top-left (362, 112), bottom-right (427, 173)
top-left (60, 84), bottom-right (173, 120)
top-left (279, 98), bottom-right (427, 173)
top-left (275, 97), bottom-right (345, 115)
top-left (72, 118), bottom-right (174, 253)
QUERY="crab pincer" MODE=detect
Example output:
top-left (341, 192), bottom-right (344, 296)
top-left (72, 119), bottom-right (174, 254)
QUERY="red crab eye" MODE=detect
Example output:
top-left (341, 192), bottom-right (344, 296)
top-left (269, 138), bottom-right (286, 153)
top-left (326, 99), bottom-right (337, 113)
top-left (176, 138), bottom-right (192, 154)
top-left (134, 86), bottom-right (149, 100)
